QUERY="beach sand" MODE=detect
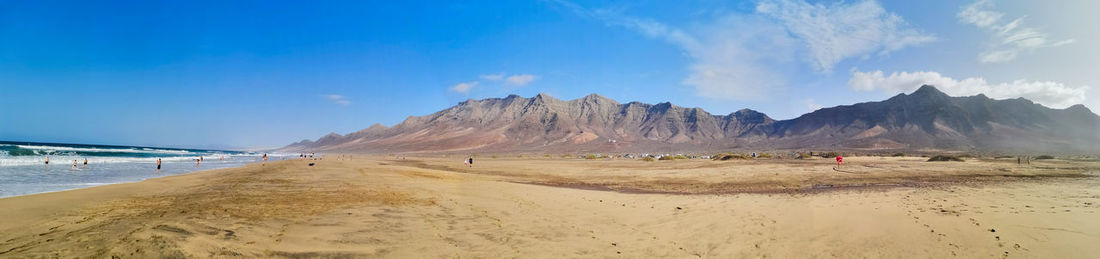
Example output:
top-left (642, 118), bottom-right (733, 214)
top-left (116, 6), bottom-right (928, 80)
top-left (1, 155), bottom-right (1099, 258)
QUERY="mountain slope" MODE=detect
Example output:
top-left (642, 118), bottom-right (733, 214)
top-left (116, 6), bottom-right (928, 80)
top-left (766, 85), bottom-right (1100, 151)
top-left (282, 86), bottom-right (1100, 153)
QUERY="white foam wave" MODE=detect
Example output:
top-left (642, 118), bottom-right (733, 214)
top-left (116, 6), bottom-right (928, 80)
top-left (0, 154), bottom-right (271, 167)
top-left (0, 152), bottom-right (293, 167)
top-left (9, 144), bottom-right (196, 155)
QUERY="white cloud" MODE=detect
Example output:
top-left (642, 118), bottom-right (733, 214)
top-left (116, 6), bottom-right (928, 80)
top-left (804, 99), bottom-right (824, 111)
top-left (554, 2), bottom-right (790, 100)
top-left (450, 73), bottom-right (536, 94)
top-left (323, 94), bottom-right (351, 106)
top-left (958, 0), bottom-right (1074, 63)
top-left (680, 16), bottom-right (797, 100)
top-left (849, 70), bottom-right (1089, 108)
top-left (505, 74), bottom-right (537, 86)
top-left (479, 73), bottom-right (504, 81)
top-left (449, 81), bottom-right (478, 94)
top-left (756, 0), bottom-right (936, 72)
top-left (552, 0), bottom-right (932, 100)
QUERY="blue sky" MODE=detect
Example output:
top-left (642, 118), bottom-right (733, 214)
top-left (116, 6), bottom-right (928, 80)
top-left (1, 0), bottom-right (1097, 149)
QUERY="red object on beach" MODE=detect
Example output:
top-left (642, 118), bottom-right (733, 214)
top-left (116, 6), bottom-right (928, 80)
top-left (836, 156), bottom-right (843, 164)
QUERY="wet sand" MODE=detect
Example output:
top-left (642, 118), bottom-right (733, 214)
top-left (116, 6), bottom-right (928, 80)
top-left (1, 155), bottom-right (1099, 258)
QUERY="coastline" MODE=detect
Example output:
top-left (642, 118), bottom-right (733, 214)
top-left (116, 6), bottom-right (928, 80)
top-left (0, 161), bottom-right (265, 232)
top-left (0, 160), bottom-right (264, 199)
top-left (2, 155), bottom-right (1099, 257)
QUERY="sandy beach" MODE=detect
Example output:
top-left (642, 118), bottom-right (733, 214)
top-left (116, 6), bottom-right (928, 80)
top-left (2, 155), bottom-right (1099, 258)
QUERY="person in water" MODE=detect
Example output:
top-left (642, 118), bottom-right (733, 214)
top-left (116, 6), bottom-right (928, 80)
top-left (157, 158), bottom-right (162, 171)
top-left (83, 158), bottom-right (88, 168)
top-left (72, 160), bottom-right (78, 170)
top-left (45, 156), bottom-right (49, 165)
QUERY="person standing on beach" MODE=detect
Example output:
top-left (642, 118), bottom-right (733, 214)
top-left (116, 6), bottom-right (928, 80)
top-left (835, 155), bottom-right (843, 169)
top-left (468, 157), bottom-right (473, 167)
top-left (262, 153), bottom-right (268, 166)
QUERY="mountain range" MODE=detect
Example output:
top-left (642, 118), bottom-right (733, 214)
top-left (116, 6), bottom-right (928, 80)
top-left (281, 85), bottom-right (1100, 153)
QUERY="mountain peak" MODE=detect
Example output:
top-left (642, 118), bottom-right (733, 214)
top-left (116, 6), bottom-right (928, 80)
top-left (576, 93), bottom-right (617, 106)
top-left (912, 85), bottom-right (946, 96)
top-left (1066, 104), bottom-right (1095, 115)
top-left (582, 93), bottom-right (607, 100)
top-left (366, 123), bottom-right (388, 130)
top-left (533, 93), bottom-right (558, 102)
top-left (731, 109), bottom-right (773, 124)
top-left (735, 108), bottom-right (758, 114)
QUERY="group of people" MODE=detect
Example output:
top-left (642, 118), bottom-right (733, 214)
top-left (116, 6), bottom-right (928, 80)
top-left (43, 154), bottom-right (272, 172)
top-left (43, 156), bottom-right (89, 170)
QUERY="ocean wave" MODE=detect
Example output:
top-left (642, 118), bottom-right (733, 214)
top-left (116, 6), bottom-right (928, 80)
top-left (0, 142), bottom-right (283, 168)
top-left (0, 143), bottom-right (249, 158)
top-left (3, 144), bottom-right (194, 155)
top-left (0, 155), bottom-right (204, 167)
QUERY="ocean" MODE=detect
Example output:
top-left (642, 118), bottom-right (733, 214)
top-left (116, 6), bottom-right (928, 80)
top-left (0, 141), bottom-right (284, 198)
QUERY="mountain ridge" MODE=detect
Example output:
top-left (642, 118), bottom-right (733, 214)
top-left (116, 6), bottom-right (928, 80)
top-left (282, 86), bottom-right (1100, 153)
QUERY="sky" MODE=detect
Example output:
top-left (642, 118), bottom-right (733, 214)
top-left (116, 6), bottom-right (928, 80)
top-left (1, 0), bottom-right (1097, 149)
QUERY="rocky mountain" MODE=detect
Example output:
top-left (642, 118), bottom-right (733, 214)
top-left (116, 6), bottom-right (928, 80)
top-left (282, 86), bottom-right (1100, 153)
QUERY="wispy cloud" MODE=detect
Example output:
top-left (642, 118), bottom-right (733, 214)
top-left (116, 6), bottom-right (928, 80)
top-left (450, 73), bottom-right (536, 94)
top-left (449, 81), bottom-right (478, 94)
top-left (849, 70), bottom-right (1088, 108)
top-left (756, 0), bottom-right (936, 72)
top-left (323, 94), bottom-right (351, 106)
top-left (958, 0), bottom-right (1074, 63)
top-left (804, 99), bottom-right (824, 111)
top-left (505, 74), bottom-right (537, 86)
top-left (479, 73), bottom-right (505, 81)
top-left (552, 0), bottom-right (787, 100)
top-left (551, 0), bottom-right (932, 100)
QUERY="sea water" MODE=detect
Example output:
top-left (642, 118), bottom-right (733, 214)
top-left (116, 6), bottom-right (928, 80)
top-left (0, 141), bottom-right (288, 198)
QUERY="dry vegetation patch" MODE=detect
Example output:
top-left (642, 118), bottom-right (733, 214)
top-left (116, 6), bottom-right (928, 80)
top-left (927, 155), bottom-right (965, 162)
top-left (713, 153), bottom-right (750, 161)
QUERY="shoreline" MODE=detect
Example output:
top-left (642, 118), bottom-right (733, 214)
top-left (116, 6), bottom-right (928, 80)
top-left (0, 161), bottom-right (271, 232)
top-left (0, 163), bottom-right (244, 200)
top-left (0, 159), bottom-right (268, 199)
